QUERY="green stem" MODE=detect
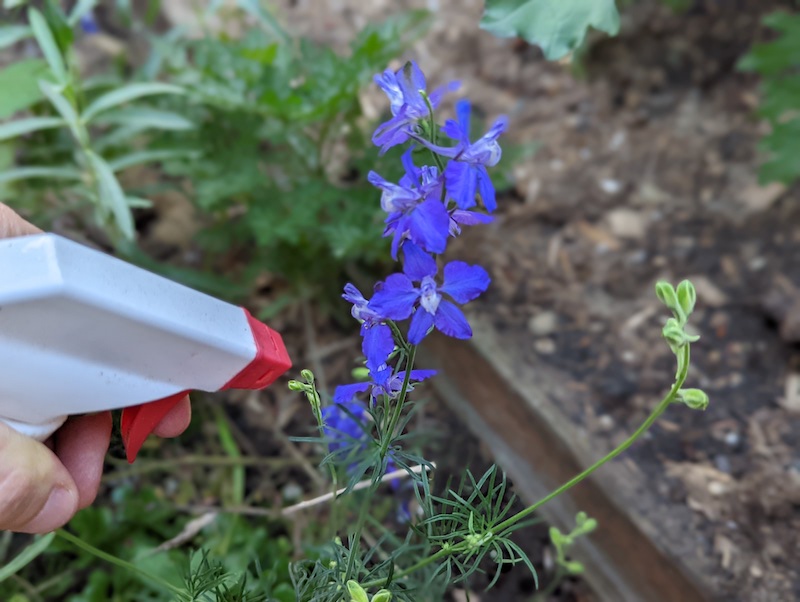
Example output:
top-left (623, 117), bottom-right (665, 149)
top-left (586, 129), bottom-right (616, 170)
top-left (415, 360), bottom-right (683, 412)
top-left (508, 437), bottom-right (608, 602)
top-left (381, 345), bottom-right (417, 457)
top-left (493, 345), bottom-right (689, 534)
top-left (360, 345), bottom-right (691, 589)
top-left (55, 529), bottom-right (186, 599)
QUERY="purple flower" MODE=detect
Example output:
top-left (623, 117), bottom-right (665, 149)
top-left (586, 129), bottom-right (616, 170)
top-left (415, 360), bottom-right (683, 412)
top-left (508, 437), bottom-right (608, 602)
top-left (368, 150), bottom-right (450, 259)
top-left (322, 400), bottom-right (369, 453)
top-left (343, 283), bottom-right (394, 374)
top-left (421, 99), bottom-right (507, 212)
top-left (79, 14), bottom-right (100, 35)
top-left (372, 61), bottom-right (459, 154)
top-left (369, 242), bottom-right (490, 344)
top-left (334, 365), bottom-right (436, 406)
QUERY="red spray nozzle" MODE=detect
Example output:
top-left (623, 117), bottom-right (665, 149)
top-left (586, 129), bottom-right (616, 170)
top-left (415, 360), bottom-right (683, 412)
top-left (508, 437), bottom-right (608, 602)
top-left (120, 309), bottom-right (291, 462)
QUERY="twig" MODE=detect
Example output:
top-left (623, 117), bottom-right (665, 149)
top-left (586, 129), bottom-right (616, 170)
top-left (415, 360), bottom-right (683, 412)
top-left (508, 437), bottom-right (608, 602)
top-left (282, 462), bottom-right (434, 516)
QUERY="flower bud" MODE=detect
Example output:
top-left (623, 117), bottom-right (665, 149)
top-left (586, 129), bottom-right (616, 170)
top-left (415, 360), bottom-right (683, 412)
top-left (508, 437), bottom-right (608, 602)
top-left (655, 281), bottom-right (679, 311)
top-left (677, 388), bottom-right (709, 411)
top-left (565, 560), bottom-right (585, 575)
top-left (372, 590), bottom-right (393, 602)
top-left (300, 369), bottom-right (315, 383)
top-left (347, 581), bottom-right (369, 602)
top-left (662, 318), bottom-right (687, 349)
top-left (676, 280), bottom-right (697, 317)
top-left (287, 380), bottom-right (307, 392)
top-left (352, 366), bottom-right (371, 381)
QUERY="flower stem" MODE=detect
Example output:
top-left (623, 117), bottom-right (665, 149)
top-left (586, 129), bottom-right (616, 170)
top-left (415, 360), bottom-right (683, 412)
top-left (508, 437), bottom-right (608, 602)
top-left (55, 529), bottom-right (186, 599)
top-left (361, 345), bottom-right (691, 589)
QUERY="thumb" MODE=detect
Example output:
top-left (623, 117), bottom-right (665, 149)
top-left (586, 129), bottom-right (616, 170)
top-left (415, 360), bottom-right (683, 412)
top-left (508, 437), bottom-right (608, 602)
top-left (0, 422), bottom-right (79, 533)
top-left (0, 203), bottom-right (41, 237)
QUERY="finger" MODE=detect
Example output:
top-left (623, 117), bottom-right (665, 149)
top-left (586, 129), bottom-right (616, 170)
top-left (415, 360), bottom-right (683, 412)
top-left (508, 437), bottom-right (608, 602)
top-left (55, 412), bottom-right (113, 510)
top-left (151, 395), bottom-right (191, 438)
top-left (0, 203), bottom-right (41, 238)
top-left (0, 422), bottom-right (78, 533)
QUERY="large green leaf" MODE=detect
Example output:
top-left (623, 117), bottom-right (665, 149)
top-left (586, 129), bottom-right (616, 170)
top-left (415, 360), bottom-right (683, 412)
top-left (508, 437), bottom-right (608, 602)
top-left (480, 0), bottom-right (620, 60)
top-left (0, 59), bottom-right (49, 118)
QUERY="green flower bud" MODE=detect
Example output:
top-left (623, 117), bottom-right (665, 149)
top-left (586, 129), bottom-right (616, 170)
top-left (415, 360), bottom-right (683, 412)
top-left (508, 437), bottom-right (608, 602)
top-left (287, 380), bottom-right (306, 392)
top-left (352, 366), bottom-right (371, 381)
top-left (676, 280), bottom-right (697, 317)
top-left (655, 281), bottom-right (679, 311)
top-left (677, 388), bottom-right (709, 411)
top-left (579, 518), bottom-right (598, 535)
top-left (549, 526), bottom-right (563, 545)
top-left (300, 369), bottom-right (315, 383)
top-left (372, 590), bottom-right (393, 602)
top-left (662, 318), bottom-right (686, 348)
top-left (347, 581), bottom-right (369, 602)
top-left (565, 560), bottom-right (585, 575)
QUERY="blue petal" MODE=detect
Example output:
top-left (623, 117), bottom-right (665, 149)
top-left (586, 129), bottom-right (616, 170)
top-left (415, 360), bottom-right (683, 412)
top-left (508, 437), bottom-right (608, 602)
top-left (440, 262), bottom-right (490, 304)
top-left (434, 301), bottom-right (472, 339)
top-left (477, 166), bottom-right (497, 212)
top-left (451, 210), bottom-right (494, 226)
top-left (408, 198), bottom-right (449, 255)
top-left (455, 99), bottom-right (471, 136)
top-left (408, 308), bottom-right (435, 344)
top-left (407, 369), bottom-right (437, 381)
top-left (362, 323), bottom-right (394, 373)
top-left (402, 241), bottom-right (438, 281)
top-left (428, 80), bottom-right (460, 108)
top-left (333, 383), bottom-right (371, 403)
top-left (400, 148), bottom-right (420, 181)
top-left (445, 161), bottom-right (478, 210)
top-left (369, 274), bottom-right (419, 320)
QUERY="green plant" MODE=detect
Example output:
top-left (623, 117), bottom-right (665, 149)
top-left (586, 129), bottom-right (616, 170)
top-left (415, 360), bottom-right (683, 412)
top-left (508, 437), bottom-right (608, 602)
top-left (738, 10), bottom-right (800, 184)
top-left (0, 486), bottom-right (295, 601)
top-left (0, 2), bottom-right (192, 241)
top-left (480, 0), bottom-right (620, 60)
top-left (146, 8), bottom-right (430, 308)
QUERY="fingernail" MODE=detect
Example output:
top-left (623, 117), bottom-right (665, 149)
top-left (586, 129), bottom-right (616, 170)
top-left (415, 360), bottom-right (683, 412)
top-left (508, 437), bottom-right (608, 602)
top-left (19, 486), bottom-right (78, 534)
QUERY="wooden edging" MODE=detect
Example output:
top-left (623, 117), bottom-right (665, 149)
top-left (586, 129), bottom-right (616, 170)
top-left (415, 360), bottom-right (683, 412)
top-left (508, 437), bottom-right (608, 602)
top-left (420, 320), bottom-right (714, 602)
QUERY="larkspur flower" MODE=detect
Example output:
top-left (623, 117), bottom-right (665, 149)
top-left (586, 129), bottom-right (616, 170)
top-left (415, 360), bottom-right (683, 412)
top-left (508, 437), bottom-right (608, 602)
top-left (420, 99), bottom-right (508, 212)
top-left (369, 241), bottom-right (490, 344)
top-left (321, 400), bottom-right (369, 453)
top-left (368, 150), bottom-right (450, 259)
top-left (343, 284), bottom-right (394, 374)
top-left (79, 13), bottom-right (99, 35)
top-left (372, 61), bottom-right (459, 154)
top-left (334, 365), bottom-right (436, 406)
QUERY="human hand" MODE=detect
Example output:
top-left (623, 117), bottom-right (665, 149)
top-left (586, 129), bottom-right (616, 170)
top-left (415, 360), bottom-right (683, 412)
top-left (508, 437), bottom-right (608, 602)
top-left (0, 203), bottom-right (191, 533)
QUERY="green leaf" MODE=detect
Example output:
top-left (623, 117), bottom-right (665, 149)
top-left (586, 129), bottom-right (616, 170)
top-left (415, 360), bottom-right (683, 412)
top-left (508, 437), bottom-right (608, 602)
top-left (0, 116), bottom-right (63, 141)
top-left (0, 165), bottom-right (81, 184)
top-left (28, 7), bottom-right (67, 83)
top-left (39, 81), bottom-right (84, 143)
top-left (0, 59), bottom-right (50, 118)
top-left (125, 195), bottom-right (153, 209)
top-left (0, 533), bottom-right (56, 582)
top-left (0, 25), bottom-right (32, 49)
top-left (108, 149), bottom-right (198, 172)
top-left (480, 0), bottom-right (620, 60)
top-left (86, 151), bottom-right (135, 239)
top-left (82, 82), bottom-right (185, 122)
top-left (93, 107), bottom-right (194, 131)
